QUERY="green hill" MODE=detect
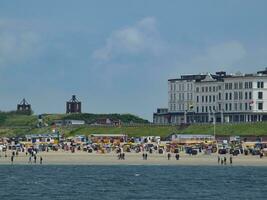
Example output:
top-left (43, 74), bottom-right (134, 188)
top-left (1, 111), bottom-right (267, 137)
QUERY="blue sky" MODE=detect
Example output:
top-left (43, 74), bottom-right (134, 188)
top-left (1, 0), bottom-right (267, 121)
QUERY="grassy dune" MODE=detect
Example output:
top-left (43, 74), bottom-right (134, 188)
top-left (1, 112), bottom-right (267, 137)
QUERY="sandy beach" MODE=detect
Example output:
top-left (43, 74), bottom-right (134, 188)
top-left (1, 151), bottom-right (267, 166)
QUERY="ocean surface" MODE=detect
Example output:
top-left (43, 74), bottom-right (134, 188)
top-left (0, 165), bottom-right (267, 200)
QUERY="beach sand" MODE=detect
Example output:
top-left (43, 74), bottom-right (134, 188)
top-left (1, 151), bottom-right (267, 166)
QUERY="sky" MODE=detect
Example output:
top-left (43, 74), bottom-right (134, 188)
top-left (1, 0), bottom-right (267, 121)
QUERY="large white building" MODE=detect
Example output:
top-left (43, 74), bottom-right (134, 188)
top-left (153, 69), bottom-right (267, 124)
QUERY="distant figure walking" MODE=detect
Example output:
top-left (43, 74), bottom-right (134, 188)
top-left (11, 155), bottom-right (14, 164)
top-left (224, 157), bottom-right (227, 165)
top-left (142, 153), bottom-right (145, 160)
top-left (175, 154), bottom-right (180, 160)
top-left (218, 156), bottom-right (220, 164)
top-left (230, 156), bottom-right (233, 165)
top-left (40, 156), bottom-right (43, 165)
top-left (221, 158), bottom-right (223, 165)
top-left (28, 156), bottom-right (32, 164)
top-left (34, 155), bottom-right (37, 164)
top-left (167, 153), bottom-right (171, 160)
top-left (260, 152), bottom-right (264, 158)
top-left (145, 153), bottom-right (148, 160)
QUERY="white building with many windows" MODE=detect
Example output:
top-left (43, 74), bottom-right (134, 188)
top-left (153, 69), bottom-right (267, 124)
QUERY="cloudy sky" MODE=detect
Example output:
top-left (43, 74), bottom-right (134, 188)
top-left (1, 0), bottom-right (267, 120)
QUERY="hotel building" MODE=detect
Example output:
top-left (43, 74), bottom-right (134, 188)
top-left (153, 69), bottom-right (267, 124)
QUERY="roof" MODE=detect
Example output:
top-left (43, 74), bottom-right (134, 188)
top-left (25, 134), bottom-right (59, 138)
top-left (90, 134), bottom-right (125, 137)
top-left (172, 134), bottom-right (215, 139)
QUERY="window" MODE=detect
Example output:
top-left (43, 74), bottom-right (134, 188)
top-left (205, 96), bottom-right (208, 102)
top-left (225, 93), bottom-right (228, 100)
top-left (258, 92), bottom-right (263, 99)
top-left (249, 82), bottom-right (253, 88)
top-left (225, 103), bottom-right (228, 111)
top-left (245, 82), bottom-right (248, 89)
top-left (229, 93), bottom-right (232, 100)
top-left (245, 103), bottom-right (248, 110)
top-left (205, 87), bottom-right (208, 92)
top-left (249, 92), bottom-right (252, 99)
top-left (196, 107), bottom-right (199, 113)
top-left (213, 86), bottom-right (216, 92)
top-left (258, 102), bottom-right (263, 110)
top-left (257, 81), bottom-right (264, 88)
top-left (245, 92), bottom-right (248, 99)
top-left (218, 93), bottom-right (221, 100)
top-left (202, 87), bottom-right (204, 92)
top-left (234, 92), bottom-right (238, 100)
top-left (240, 103), bottom-right (242, 111)
top-left (202, 106), bottom-right (204, 112)
top-left (202, 96), bottom-right (204, 102)
top-left (229, 83), bottom-right (233, 90)
top-left (239, 91), bottom-right (243, 100)
top-left (234, 82), bottom-right (238, 89)
top-left (213, 95), bottom-right (216, 102)
top-left (225, 83), bottom-right (229, 90)
top-left (196, 87), bottom-right (199, 92)
top-left (209, 96), bottom-right (211, 102)
top-left (218, 104), bottom-right (221, 111)
top-left (209, 86), bottom-right (212, 92)
top-left (229, 103), bottom-right (232, 111)
top-left (239, 82), bottom-right (243, 89)
top-left (234, 103), bottom-right (238, 111)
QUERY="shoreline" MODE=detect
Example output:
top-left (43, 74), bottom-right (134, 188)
top-left (1, 151), bottom-right (267, 166)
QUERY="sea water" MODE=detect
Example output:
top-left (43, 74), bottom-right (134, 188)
top-left (0, 165), bottom-right (267, 200)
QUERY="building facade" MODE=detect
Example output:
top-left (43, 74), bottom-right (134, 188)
top-left (153, 69), bottom-right (267, 124)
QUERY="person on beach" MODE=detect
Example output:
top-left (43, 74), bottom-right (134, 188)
top-left (11, 155), bottom-right (14, 164)
top-left (230, 156), bottom-right (233, 165)
top-left (260, 152), bottom-right (263, 158)
top-left (221, 158), bottom-right (223, 165)
top-left (224, 157), bottom-right (227, 165)
top-left (122, 153), bottom-right (125, 160)
top-left (40, 156), bottom-right (43, 165)
top-left (34, 155), bottom-right (37, 163)
top-left (175, 153), bottom-right (180, 160)
top-left (28, 156), bottom-right (32, 164)
top-left (218, 156), bottom-right (220, 164)
top-left (145, 153), bottom-right (148, 160)
top-left (142, 153), bottom-right (145, 160)
top-left (167, 153), bottom-right (171, 160)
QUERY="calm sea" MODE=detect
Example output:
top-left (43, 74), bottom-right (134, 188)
top-left (0, 165), bottom-right (267, 200)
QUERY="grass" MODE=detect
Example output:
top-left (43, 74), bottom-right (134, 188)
top-left (1, 112), bottom-right (267, 137)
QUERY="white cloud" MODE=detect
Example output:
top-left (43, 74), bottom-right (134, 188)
top-left (0, 19), bottom-right (40, 67)
top-left (195, 41), bottom-right (246, 69)
top-left (92, 17), bottom-right (166, 61)
top-left (172, 41), bottom-right (247, 74)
